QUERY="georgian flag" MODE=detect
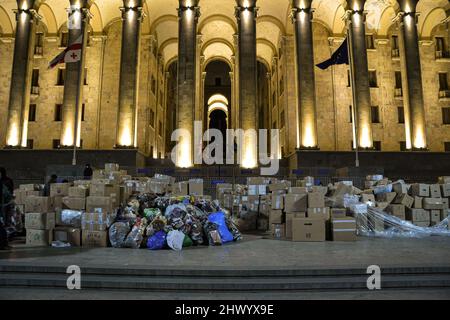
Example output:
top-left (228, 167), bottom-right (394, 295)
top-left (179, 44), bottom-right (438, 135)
top-left (48, 36), bottom-right (83, 69)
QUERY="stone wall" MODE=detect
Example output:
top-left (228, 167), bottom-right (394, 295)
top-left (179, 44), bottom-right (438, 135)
top-left (0, 37), bottom-right (14, 149)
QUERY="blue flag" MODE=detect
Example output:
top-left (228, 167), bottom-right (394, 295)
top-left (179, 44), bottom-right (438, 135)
top-left (316, 38), bottom-right (349, 70)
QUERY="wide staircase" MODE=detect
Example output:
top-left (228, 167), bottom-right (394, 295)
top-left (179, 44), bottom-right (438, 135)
top-left (1, 264), bottom-right (450, 292)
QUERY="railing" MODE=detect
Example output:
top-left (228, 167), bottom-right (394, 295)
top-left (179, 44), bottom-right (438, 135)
top-left (394, 88), bottom-right (403, 98)
top-left (391, 49), bottom-right (400, 58)
top-left (31, 86), bottom-right (39, 95)
top-left (436, 50), bottom-right (450, 60)
top-left (439, 89), bottom-right (450, 99)
top-left (34, 46), bottom-right (43, 55)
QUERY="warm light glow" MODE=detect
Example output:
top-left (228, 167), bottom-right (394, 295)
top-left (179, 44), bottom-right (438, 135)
top-left (61, 126), bottom-right (74, 147)
top-left (241, 133), bottom-right (257, 169)
top-left (208, 94), bottom-right (229, 106)
top-left (176, 136), bottom-right (193, 168)
top-left (413, 126), bottom-right (426, 149)
top-left (118, 126), bottom-right (133, 147)
top-left (301, 123), bottom-right (316, 148)
top-left (359, 125), bottom-right (373, 148)
top-left (208, 102), bottom-right (228, 114)
top-left (6, 122), bottom-right (20, 147)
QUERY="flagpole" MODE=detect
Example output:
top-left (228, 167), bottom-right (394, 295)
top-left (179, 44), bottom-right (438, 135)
top-left (346, 21), bottom-right (360, 168)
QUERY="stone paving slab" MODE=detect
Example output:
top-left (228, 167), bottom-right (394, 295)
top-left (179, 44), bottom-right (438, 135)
top-left (1, 235), bottom-right (449, 270)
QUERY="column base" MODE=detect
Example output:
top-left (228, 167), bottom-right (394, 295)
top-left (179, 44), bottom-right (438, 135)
top-left (410, 147), bottom-right (429, 152)
top-left (114, 145), bottom-right (137, 150)
top-left (3, 145), bottom-right (24, 150)
top-left (58, 145), bottom-right (77, 150)
top-left (297, 146), bottom-right (320, 151)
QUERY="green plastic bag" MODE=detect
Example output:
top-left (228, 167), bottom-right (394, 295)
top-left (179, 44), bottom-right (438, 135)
top-left (183, 235), bottom-right (193, 247)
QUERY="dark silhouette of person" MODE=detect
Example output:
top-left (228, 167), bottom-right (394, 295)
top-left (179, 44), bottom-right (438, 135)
top-left (83, 164), bottom-right (93, 180)
top-left (0, 176), bottom-right (12, 250)
top-left (43, 174), bottom-right (58, 197)
top-left (0, 167), bottom-right (14, 195)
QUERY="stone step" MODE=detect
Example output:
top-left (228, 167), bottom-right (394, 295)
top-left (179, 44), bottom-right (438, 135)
top-left (1, 264), bottom-right (450, 278)
top-left (1, 271), bottom-right (450, 291)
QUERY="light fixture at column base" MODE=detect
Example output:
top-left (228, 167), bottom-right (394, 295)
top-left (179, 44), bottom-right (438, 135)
top-left (114, 145), bottom-right (137, 150)
top-left (297, 146), bottom-right (320, 151)
top-left (4, 145), bottom-right (24, 150)
top-left (411, 147), bottom-right (429, 152)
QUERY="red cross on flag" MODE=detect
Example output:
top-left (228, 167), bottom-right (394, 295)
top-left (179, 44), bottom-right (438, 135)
top-left (48, 35), bottom-right (83, 69)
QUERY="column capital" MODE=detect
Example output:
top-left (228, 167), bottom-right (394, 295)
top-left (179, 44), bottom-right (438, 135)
top-left (392, 11), bottom-right (420, 26)
top-left (14, 7), bottom-right (42, 23)
top-left (235, 5), bottom-right (259, 20)
top-left (120, 6), bottom-right (146, 22)
top-left (290, 7), bottom-right (314, 24)
top-left (178, 5), bottom-right (201, 20)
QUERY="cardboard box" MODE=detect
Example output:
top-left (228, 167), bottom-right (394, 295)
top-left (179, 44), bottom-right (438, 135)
top-left (292, 218), bottom-right (325, 242)
top-left (172, 181), bottom-right (189, 195)
top-left (307, 192), bottom-right (325, 208)
top-left (271, 193), bottom-right (284, 210)
top-left (50, 183), bottom-right (70, 197)
top-left (406, 208), bottom-right (430, 222)
top-left (443, 209), bottom-right (450, 221)
top-left (430, 184), bottom-right (441, 198)
top-left (62, 197), bottom-right (86, 210)
top-left (392, 182), bottom-right (409, 194)
top-left (288, 187), bottom-right (308, 194)
top-left (413, 196), bottom-right (423, 209)
top-left (269, 210), bottom-right (283, 225)
top-left (386, 204), bottom-right (405, 218)
top-left (393, 193), bottom-right (414, 208)
top-left (81, 211), bottom-right (110, 231)
top-left (86, 196), bottom-right (114, 213)
top-left (441, 184), bottom-right (450, 197)
top-left (331, 208), bottom-right (347, 218)
top-left (25, 212), bottom-right (55, 230)
top-left (104, 163), bottom-right (119, 173)
top-left (423, 198), bottom-right (444, 210)
top-left (442, 198), bottom-right (449, 210)
top-left (189, 179), bottom-right (204, 196)
top-left (361, 194), bottom-right (376, 203)
top-left (82, 230), bottom-right (108, 247)
top-left (284, 194), bottom-right (307, 213)
top-left (26, 229), bottom-right (53, 246)
top-left (311, 186), bottom-right (328, 195)
top-left (307, 207), bottom-right (330, 220)
top-left (430, 210), bottom-right (441, 226)
top-left (247, 177), bottom-right (269, 185)
top-left (410, 184), bottom-right (430, 197)
top-left (369, 215), bottom-right (385, 232)
top-left (68, 186), bottom-right (88, 198)
top-left (376, 202), bottom-right (389, 211)
top-left (376, 192), bottom-right (396, 204)
top-left (268, 181), bottom-right (290, 192)
top-left (53, 227), bottom-right (81, 246)
top-left (331, 217), bottom-right (357, 241)
top-left (52, 195), bottom-right (64, 210)
top-left (90, 183), bottom-right (116, 197)
top-left (438, 177), bottom-right (450, 184)
top-left (285, 212), bottom-right (306, 239)
top-left (20, 184), bottom-right (36, 191)
top-left (14, 190), bottom-right (40, 205)
top-left (25, 196), bottom-right (54, 213)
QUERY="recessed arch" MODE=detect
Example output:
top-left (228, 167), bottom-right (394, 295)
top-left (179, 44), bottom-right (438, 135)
top-left (103, 17), bottom-right (122, 34)
top-left (89, 2), bottom-right (103, 34)
top-left (158, 37), bottom-right (178, 55)
top-left (0, 5), bottom-right (14, 35)
top-left (201, 38), bottom-right (235, 55)
top-left (257, 15), bottom-right (286, 36)
top-left (198, 14), bottom-right (237, 33)
top-left (203, 56), bottom-right (233, 71)
top-left (419, 7), bottom-right (447, 38)
top-left (150, 14), bottom-right (178, 35)
top-left (208, 94), bottom-right (229, 106)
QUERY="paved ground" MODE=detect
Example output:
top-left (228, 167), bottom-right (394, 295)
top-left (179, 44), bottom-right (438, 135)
top-left (1, 235), bottom-right (450, 270)
top-left (1, 287), bottom-right (449, 300)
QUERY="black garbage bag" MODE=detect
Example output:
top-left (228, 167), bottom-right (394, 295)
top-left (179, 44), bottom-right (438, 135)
top-left (203, 221), bottom-right (222, 246)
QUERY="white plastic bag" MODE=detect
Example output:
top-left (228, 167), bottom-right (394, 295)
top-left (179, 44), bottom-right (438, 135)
top-left (166, 230), bottom-right (185, 251)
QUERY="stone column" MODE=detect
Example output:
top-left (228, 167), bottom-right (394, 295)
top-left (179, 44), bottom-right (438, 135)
top-left (5, 0), bottom-right (40, 147)
top-left (176, 0), bottom-right (200, 167)
top-left (235, 0), bottom-right (258, 168)
top-left (60, 0), bottom-right (91, 147)
top-left (345, 0), bottom-right (373, 149)
top-left (195, 35), bottom-right (203, 123)
top-left (115, 0), bottom-right (144, 148)
top-left (291, 0), bottom-right (318, 149)
top-left (396, 0), bottom-right (427, 149)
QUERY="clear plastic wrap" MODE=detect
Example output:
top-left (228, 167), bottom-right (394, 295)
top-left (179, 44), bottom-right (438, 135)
top-left (109, 222), bottom-right (131, 248)
top-left (60, 210), bottom-right (82, 228)
top-left (357, 206), bottom-right (450, 238)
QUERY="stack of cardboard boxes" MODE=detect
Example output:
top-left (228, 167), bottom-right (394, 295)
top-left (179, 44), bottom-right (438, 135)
top-left (25, 196), bottom-right (55, 246)
top-left (362, 175), bottom-right (450, 229)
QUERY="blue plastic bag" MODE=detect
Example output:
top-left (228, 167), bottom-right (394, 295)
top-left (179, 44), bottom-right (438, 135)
top-left (208, 212), bottom-right (234, 243)
top-left (147, 230), bottom-right (167, 250)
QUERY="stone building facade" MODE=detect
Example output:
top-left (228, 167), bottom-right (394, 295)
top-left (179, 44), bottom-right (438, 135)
top-left (0, 0), bottom-right (449, 166)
